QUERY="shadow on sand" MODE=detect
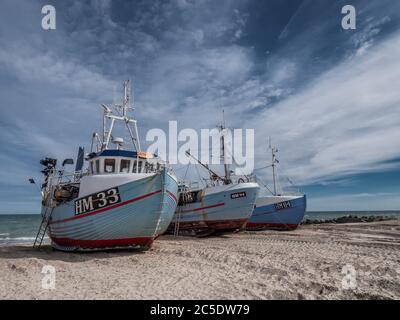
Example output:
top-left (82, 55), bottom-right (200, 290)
top-left (1, 233), bottom-right (243, 262)
top-left (158, 233), bottom-right (235, 241)
top-left (0, 243), bottom-right (148, 262)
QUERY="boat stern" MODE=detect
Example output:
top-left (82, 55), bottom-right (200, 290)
top-left (247, 193), bottom-right (307, 231)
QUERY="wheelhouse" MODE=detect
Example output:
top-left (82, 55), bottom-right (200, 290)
top-left (87, 150), bottom-right (162, 175)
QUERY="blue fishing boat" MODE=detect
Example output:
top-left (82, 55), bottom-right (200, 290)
top-left (170, 180), bottom-right (260, 236)
top-left (247, 194), bottom-right (306, 230)
top-left (168, 120), bottom-right (260, 236)
top-left (247, 142), bottom-right (306, 231)
top-left (33, 81), bottom-right (178, 251)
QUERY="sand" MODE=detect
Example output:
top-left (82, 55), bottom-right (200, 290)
top-left (0, 220), bottom-right (399, 300)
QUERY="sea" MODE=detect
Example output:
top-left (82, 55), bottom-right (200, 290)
top-left (0, 211), bottom-right (399, 246)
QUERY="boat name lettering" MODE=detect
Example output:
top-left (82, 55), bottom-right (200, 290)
top-left (231, 191), bottom-right (246, 199)
top-left (75, 187), bottom-right (121, 215)
top-left (274, 201), bottom-right (292, 210)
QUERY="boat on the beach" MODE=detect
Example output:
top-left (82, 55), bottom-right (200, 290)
top-left (246, 142), bottom-right (306, 231)
top-left (33, 81), bottom-right (178, 251)
top-left (167, 121), bottom-right (260, 236)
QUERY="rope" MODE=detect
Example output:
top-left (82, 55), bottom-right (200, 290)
top-left (194, 164), bottom-right (206, 188)
top-left (254, 175), bottom-right (275, 196)
top-left (253, 164), bottom-right (273, 171)
top-left (183, 163), bottom-right (190, 180)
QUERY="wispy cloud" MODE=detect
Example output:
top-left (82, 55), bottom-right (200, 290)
top-left (249, 30), bottom-right (400, 185)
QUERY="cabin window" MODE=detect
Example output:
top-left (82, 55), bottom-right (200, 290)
top-left (120, 159), bottom-right (130, 173)
top-left (132, 160), bottom-right (138, 173)
top-left (104, 159), bottom-right (115, 173)
top-left (95, 160), bottom-right (100, 173)
top-left (137, 161), bottom-right (143, 173)
top-left (90, 161), bottom-right (94, 174)
top-left (145, 162), bottom-right (155, 173)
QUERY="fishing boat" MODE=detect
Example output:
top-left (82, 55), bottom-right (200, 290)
top-left (168, 121), bottom-right (260, 236)
top-left (246, 142), bottom-right (306, 231)
top-left (33, 81), bottom-right (178, 251)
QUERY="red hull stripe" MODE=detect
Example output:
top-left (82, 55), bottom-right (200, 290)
top-left (166, 190), bottom-right (178, 203)
top-left (246, 222), bottom-right (298, 230)
top-left (50, 189), bottom-right (162, 225)
top-left (50, 236), bottom-right (153, 248)
top-left (180, 202), bottom-right (225, 213)
top-left (168, 218), bottom-right (248, 233)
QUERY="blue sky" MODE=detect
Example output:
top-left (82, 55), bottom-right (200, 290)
top-left (0, 0), bottom-right (399, 213)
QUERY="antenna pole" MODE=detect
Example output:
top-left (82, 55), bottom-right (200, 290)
top-left (270, 139), bottom-right (277, 196)
top-left (98, 80), bottom-right (141, 152)
top-left (220, 110), bottom-right (231, 184)
top-left (102, 111), bottom-right (106, 147)
top-left (123, 80), bottom-right (130, 117)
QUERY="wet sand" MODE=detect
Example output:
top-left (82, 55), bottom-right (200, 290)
top-left (0, 220), bottom-right (399, 299)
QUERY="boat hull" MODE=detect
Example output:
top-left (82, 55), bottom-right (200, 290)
top-left (246, 194), bottom-right (306, 231)
top-left (45, 169), bottom-right (178, 251)
top-left (167, 182), bottom-right (259, 236)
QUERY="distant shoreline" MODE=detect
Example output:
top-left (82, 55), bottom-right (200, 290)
top-left (1, 210), bottom-right (399, 215)
top-left (302, 215), bottom-right (398, 225)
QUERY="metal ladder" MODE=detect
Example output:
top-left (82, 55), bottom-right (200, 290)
top-left (33, 205), bottom-right (54, 249)
top-left (174, 206), bottom-right (183, 237)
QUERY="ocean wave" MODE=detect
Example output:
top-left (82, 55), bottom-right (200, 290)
top-left (2, 237), bottom-right (36, 240)
top-left (0, 236), bottom-right (48, 243)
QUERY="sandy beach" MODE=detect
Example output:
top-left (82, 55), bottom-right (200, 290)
top-left (0, 220), bottom-right (399, 300)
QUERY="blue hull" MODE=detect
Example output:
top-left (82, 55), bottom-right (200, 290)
top-left (247, 194), bottom-right (306, 230)
top-left (45, 169), bottom-right (178, 251)
top-left (168, 183), bottom-right (260, 235)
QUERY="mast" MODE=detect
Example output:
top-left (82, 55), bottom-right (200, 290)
top-left (218, 110), bottom-right (231, 184)
top-left (99, 80), bottom-right (141, 152)
top-left (122, 80), bottom-right (130, 117)
top-left (269, 137), bottom-right (278, 196)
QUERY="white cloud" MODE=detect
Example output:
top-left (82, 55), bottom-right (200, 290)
top-left (0, 42), bottom-right (116, 99)
top-left (351, 16), bottom-right (391, 57)
top-left (249, 31), bottom-right (400, 185)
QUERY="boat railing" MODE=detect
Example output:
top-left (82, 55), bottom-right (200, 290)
top-left (178, 180), bottom-right (200, 190)
top-left (230, 173), bottom-right (257, 184)
top-left (46, 169), bottom-right (88, 188)
top-left (199, 173), bottom-right (257, 187)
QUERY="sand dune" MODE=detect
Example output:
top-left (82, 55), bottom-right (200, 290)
top-left (0, 220), bottom-right (399, 299)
